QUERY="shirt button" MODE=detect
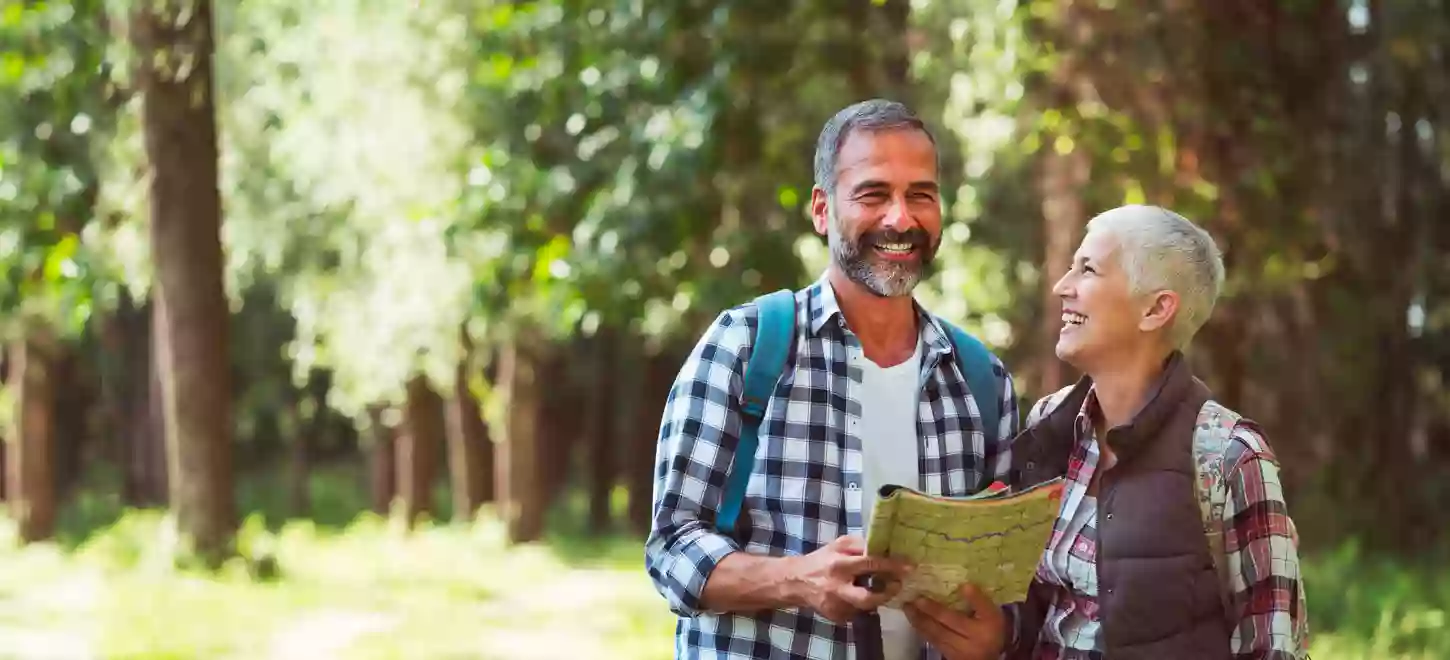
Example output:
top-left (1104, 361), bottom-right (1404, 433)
top-left (1106, 513), bottom-right (1113, 520)
top-left (1025, 461), bottom-right (1036, 470)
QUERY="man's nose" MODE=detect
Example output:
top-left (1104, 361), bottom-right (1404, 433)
top-left (880, 197), bottom-right (917, 232)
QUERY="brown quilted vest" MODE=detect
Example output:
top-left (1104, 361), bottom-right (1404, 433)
top-left (1007, 353), bottom-right (1232, 660)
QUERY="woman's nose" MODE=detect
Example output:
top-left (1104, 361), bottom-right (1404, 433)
top-left (1052, 271), bottom-right (1073, 297)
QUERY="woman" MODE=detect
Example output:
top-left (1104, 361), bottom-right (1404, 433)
top-left (903, 205), bottom-right (1309, 659)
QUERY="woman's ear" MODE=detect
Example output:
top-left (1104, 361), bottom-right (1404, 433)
top-left (1139, 290), bottom-right (1180, 334)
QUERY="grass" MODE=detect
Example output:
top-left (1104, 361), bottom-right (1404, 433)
top-left (0, 462), bottom-right (1442, 659)
top-left (0, 508), bottom-right (676, 659)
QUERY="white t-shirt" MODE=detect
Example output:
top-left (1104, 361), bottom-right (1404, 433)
top-left (857, 338), bottom-right (924, 660)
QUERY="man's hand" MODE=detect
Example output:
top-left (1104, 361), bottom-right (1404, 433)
top-left (782, 535), bottom-right (911, 623)
top-left (903, 583), bottom-right (1007, 660)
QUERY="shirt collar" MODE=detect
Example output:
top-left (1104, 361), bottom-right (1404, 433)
top-left (804, 270), bottom-right (955, 357)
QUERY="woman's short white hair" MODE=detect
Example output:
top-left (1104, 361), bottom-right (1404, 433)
top-left (1085, 205), bottom-right (1225, 349)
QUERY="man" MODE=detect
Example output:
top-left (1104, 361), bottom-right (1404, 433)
top-left (644, 98), bottom-right (1021, 659)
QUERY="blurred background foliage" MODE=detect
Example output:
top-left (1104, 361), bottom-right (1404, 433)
top-left (0, 0), bottom-right (1445, 657)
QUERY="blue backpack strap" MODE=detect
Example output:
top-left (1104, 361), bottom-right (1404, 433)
top-left (939, 320), bottom-right (1000, 447)
top-left (716, 289), bottom-right (796, 533)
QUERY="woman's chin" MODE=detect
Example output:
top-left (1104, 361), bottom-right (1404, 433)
top-left (1054, 336), bottom-right (1088, 367)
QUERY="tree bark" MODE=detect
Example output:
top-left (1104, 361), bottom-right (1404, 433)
top-left (445, 330), bottom-right (490, 523)
top-left (1035, 144), bottom-right (1089, 396)
top-left (628, 346), bottom-right (681, 535)
top-left (367, 406), bottom-right (396, 516)
top-left (134, 0), bottom-right (235, 561)
top-left (586, 329), bottom-right (618, 535)
top-left (537, 349), bottom-right (578, 513)
top-left (6, 328), bottom-right (57, 542)
top-left (141, 302), bottom-right (171, 505)
top-left (107, 295), bottom-right (166, 507)
top-left (498, 335), bottom-right (546, 544)
top-left (49, 345), bottom-right (87, 499)
top-left (398, 376), bottom-right (446, 524)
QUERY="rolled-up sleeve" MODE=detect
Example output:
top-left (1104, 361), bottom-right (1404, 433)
top-left (643, 308), bottom-right (754, 618)
top-left (1222, 424), bottom-right (1310, 659)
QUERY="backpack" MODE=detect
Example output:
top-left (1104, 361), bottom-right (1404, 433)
top-left (715, 288), bottom-right (1004, 533)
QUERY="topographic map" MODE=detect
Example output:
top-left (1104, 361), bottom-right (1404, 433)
top-left (865, 478), bottom-right (1065, 609)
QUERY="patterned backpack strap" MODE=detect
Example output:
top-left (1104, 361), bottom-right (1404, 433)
top-left (1192, 399), bottom-right (1241, 629)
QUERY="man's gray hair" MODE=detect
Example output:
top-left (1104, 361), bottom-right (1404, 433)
top-left (1086, 205), bottom-right (1226, 349)
top-left (813, 99), bottom-right (937, 196)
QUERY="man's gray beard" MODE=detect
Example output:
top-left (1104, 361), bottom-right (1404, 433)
top-left (828, 215), bottom-right (926, 298)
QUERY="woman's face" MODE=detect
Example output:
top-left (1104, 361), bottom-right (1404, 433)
top-left (1052, 229), bottom-right (1152, 370)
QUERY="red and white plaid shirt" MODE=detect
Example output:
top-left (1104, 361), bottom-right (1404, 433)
top-left (1021, 386), bottom-right (1309, 660)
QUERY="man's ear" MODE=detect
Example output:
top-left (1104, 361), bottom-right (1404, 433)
top-left (810, 187), bottom-right (830, 236)
top-left (1139, 290), bottom-right (1180, 334)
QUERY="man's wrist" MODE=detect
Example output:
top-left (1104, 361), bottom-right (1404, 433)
top-left (770, 554), bottom-right (805, 608)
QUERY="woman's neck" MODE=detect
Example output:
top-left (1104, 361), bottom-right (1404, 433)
top-left (1088, 347), bottom-right (1173, 432)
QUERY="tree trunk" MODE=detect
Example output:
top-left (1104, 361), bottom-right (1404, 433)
top-left (111, 296), bottom-right (168, 507)
top-left (142, 303), bottom-right (171, 505)
top-left (49, 346), bottom-right (87, 499)
top-left (398, 376), bottom-right (445, 524)
top-left (498, 335), bottom-right (546, 544)
top-left (1035, 144), bottom-right (1089, 396)
top-left (445, 331), bottom-right (490, 522)
top-left (6, 328), bottom-right (57, 543)
top-left (367, 406), bottom-right (396, 516)
top-left (586, 330), bottom-right (618, 535)
top-left (628, 346), bottom-right (680, 535)
top-left (134, 0), bottom-right (235, 561)
top-left (537, 348), bottom-right (577, 513)
top-left (287, 402), bottom-right (312, 517)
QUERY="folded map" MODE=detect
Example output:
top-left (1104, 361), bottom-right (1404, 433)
top-left (865, 478), bottom-right (1065, 610)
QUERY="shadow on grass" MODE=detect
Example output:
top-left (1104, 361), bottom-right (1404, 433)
top-left (49, 458), bottom-right (651, 570)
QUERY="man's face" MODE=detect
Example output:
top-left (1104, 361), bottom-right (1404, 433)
top-left (811, 128), bottom-right (942, 298)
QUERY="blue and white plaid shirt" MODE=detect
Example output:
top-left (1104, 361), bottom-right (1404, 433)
top-left (645, 275), bottom-right (1022, 659)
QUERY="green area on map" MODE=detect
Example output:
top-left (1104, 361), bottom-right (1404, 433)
top-left (865, 478), bottom-right (1065, 610)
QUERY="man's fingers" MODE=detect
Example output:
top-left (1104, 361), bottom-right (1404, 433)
top-left (876, 576), bottom-right (904, 602)
top-left (958, 583), bottom-right (1003, 622)
top-left (910, 596), bottom-right (976, 638)
top-left (903, 603), bottom-right (968, 657)
top-left (835, 584), bottom-right (883, 611)
top-left (830, 535), bottom-right (866, 555)
top-left (838, 553), bottom-right (912, 578)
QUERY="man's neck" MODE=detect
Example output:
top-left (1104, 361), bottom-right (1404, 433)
top-left (1087, 346), bottom-right (1172, 434)
top-left (827, 268), bottom-right (919, 368)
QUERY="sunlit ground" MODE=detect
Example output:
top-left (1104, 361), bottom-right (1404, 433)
top-left (0, 510), bottom-right (673, 660)
top-left (0, 466), bottom-right (1441, 659)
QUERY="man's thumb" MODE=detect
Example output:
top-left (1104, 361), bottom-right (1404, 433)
top-left (958, 582), bottom-right (1000, 616)
top-left (832, 534), bottom-right (866, 555)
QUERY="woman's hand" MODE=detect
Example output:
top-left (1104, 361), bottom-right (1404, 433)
top-left (903, 583), bottom-right (1008, 660)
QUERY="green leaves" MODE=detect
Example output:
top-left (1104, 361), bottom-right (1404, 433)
top-left (0, 0), bottom-right (115, 335)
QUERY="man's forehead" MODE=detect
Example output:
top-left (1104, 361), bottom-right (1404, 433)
top-left (835, 129), bottom-right (938, 178)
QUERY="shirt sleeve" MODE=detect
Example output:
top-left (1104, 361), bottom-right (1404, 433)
top-left (642, 307), bottom-right (753, 618)
top-left (1221, 424), bottom-right (1310, 660)
top-left (985, 353), bottom-right (1022, 483)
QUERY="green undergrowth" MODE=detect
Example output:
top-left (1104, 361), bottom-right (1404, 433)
top-left (0, 464), bottom-right (1441, 658)
top-left (1299, 540), bottom-right (1449, 659)
top-left (0, 509), bottom-right (674, 659)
